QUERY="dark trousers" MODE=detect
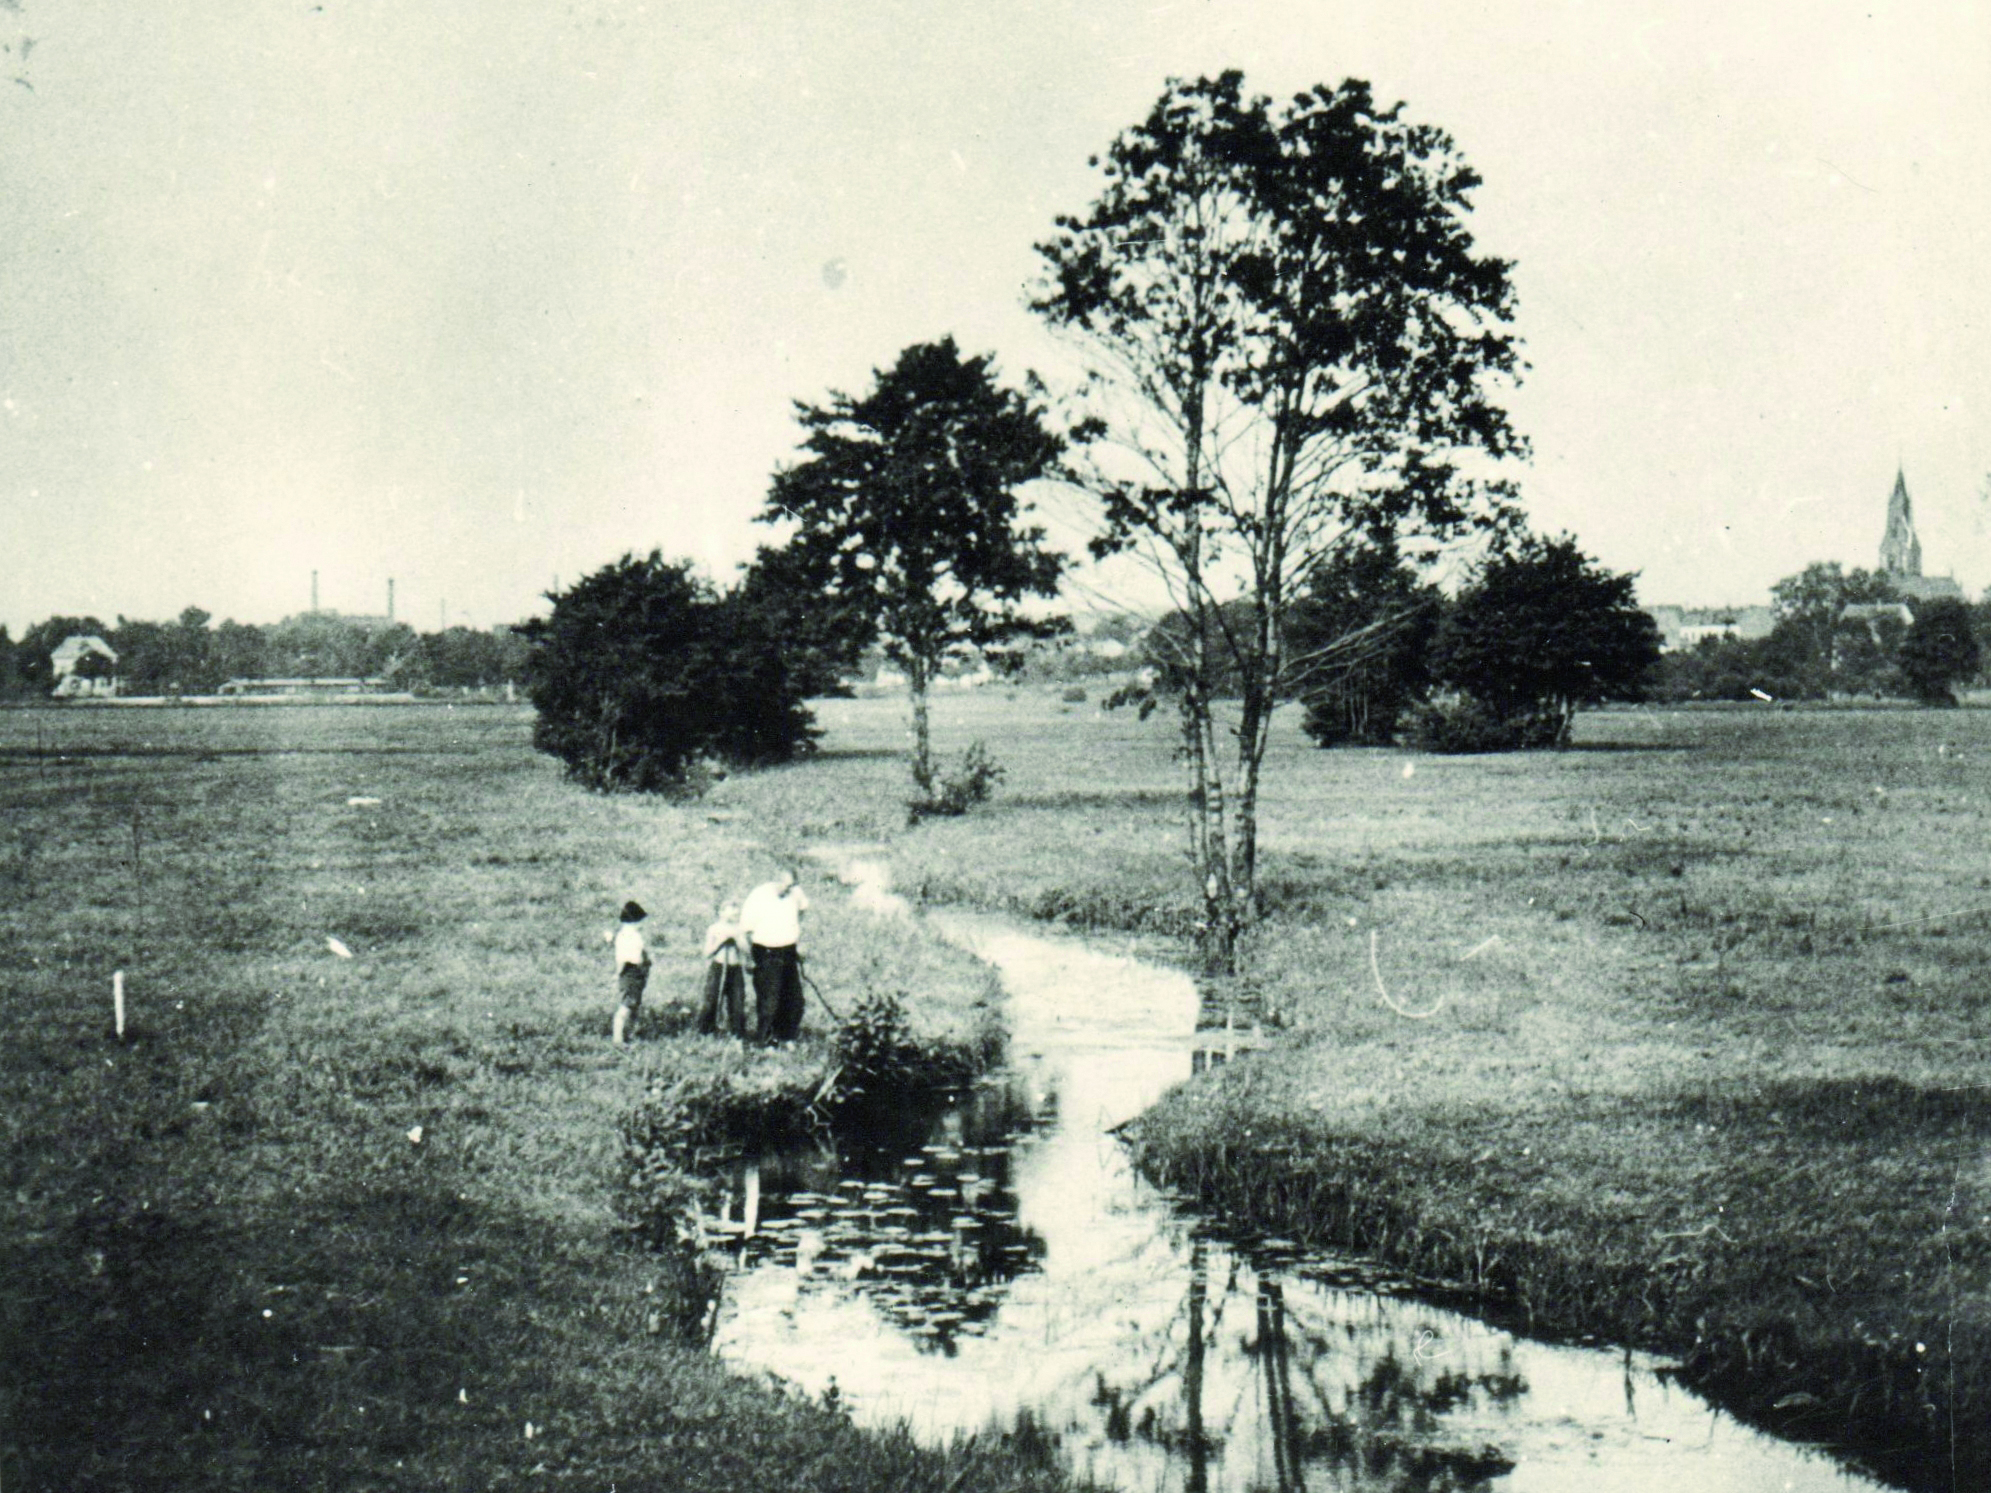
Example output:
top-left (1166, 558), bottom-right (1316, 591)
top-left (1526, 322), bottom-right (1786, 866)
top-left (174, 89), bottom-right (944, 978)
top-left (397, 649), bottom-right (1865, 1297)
top-left (749, 943), bottom-right (804, 1043)
top-left (698, 960), bottom-right (749, 1038)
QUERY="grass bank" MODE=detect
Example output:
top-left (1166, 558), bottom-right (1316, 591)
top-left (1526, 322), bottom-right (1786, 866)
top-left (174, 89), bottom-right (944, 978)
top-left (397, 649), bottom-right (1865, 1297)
top-left (0, 703), bottom-right (1071, 1492)
top-left (716, 690), bottom-right (1991, 1491)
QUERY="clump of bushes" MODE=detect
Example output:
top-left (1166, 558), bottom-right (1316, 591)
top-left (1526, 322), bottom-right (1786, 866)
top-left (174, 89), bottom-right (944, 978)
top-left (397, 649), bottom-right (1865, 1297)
top-left (908, 739), bottom-right (1005, 822)
top-left (1403, 697), bottom-right (1566, 754)
top-left (521, 551), bottom-right (845, 793)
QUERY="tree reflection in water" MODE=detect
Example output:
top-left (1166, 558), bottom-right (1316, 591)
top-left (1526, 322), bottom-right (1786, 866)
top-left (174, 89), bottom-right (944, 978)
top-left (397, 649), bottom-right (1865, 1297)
top-left (1076, 1243), bottom-right (1525, 1493)
top-left (713, 1071), bottom-right (1532, 1489)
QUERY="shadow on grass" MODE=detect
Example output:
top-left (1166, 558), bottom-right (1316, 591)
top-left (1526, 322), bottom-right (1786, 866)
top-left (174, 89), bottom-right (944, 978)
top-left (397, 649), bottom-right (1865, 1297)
top-left (1002, 788), bottom-right (1188, 811)
top-left (1669, 1073), bottom-right (1991, 1140)
top-left (0, 745), bottom-right (488, 762)
top-left (3, 1184), bottom-right (694, 1492)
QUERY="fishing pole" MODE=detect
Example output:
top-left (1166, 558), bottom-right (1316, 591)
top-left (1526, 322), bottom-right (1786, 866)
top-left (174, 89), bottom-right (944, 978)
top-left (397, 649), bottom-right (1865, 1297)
top-left (798, 959), bottom-right (843, 1023)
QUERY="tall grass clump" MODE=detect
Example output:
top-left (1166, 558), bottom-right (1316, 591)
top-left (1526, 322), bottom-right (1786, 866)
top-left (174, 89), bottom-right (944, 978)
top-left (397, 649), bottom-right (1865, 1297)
top-left (908, 739), bottom-right (1006, 823)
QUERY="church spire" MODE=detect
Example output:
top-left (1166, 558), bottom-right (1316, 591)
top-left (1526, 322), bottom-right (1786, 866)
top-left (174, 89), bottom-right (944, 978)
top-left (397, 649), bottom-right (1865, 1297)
top-left (1879, 467), bottom-right (1922, 577)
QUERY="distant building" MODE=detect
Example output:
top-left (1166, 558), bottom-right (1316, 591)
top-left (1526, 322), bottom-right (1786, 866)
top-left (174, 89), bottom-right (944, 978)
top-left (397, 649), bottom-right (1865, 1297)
top-left (50, 634), bottom-right (119, 697)
top-left (215, 676), bottom-right (390, 698)
top-left (1647, 605), bottom-right (1775, 653)
top-left (1877, 468), bottom-right (1964, 603)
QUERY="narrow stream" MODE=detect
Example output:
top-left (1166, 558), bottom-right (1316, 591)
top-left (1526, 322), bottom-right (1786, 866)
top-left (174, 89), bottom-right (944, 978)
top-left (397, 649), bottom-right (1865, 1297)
top-left (709, 857), bottom-right (1884, 1492)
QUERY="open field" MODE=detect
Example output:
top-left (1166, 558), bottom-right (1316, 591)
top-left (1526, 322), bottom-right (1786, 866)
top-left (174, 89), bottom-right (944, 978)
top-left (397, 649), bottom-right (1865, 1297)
top-left (0, 704), bottom-right (1071, 1492)
top-left (716, 690), bottom-right (1991, 1489)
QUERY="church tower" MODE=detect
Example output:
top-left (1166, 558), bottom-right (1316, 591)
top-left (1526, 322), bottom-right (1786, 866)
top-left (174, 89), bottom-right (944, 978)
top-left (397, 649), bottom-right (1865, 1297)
top-left (1878, 467), bottom-right (1922, 578)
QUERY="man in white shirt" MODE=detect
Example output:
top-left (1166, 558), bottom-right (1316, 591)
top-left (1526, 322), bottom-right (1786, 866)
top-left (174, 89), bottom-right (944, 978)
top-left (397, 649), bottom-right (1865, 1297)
top-left (739, 868), bottom-right (809, 1042)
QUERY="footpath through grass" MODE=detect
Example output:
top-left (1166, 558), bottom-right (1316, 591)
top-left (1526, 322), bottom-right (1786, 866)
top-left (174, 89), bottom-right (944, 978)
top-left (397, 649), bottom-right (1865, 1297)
top-left (0, 704), bottom-right (1072, 1492)
top-left (715, 690), bottom-right (1991, 1491)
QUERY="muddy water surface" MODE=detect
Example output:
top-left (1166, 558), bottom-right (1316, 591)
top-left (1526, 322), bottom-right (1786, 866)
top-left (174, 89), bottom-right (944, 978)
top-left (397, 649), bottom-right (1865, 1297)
top-left (710, 860), bottom-right (1884, 1493)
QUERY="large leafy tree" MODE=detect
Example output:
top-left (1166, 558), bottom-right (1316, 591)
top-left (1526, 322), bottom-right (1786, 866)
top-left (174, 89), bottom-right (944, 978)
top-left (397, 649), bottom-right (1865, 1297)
top-left (1766, 561), bottom-right (1899, 696)
top-left (1286, 540), bottom-right (1441, 746)
top-left (1898, 596), bottom-right (1981, 706)
top-left (1034, 72), bottom-right (1525, 967)
top-left (1431, 534), bottom-right (1660, 744)
top-left (518, 552), bottom-right (820, 792)
top-left (761, 337), bottom-right (1066, 799)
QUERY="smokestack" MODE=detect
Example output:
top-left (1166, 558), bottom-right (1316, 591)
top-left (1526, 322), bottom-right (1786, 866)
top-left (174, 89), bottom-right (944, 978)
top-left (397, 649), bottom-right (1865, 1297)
top-left (387, 577), bottom-right (395, 622)
top-left (311, 570), bottom-right (319, 613)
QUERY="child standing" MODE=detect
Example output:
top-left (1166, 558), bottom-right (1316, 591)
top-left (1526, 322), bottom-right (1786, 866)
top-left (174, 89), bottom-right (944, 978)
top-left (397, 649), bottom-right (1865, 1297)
top-left (696, 901), bottom-right (753, 1039)
top-left (610, 900), bottom-right (650, 1045)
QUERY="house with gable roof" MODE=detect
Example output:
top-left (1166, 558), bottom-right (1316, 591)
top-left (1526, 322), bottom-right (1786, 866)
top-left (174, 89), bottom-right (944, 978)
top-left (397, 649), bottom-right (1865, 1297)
top-left (50, 635), bottom-right (120, 697)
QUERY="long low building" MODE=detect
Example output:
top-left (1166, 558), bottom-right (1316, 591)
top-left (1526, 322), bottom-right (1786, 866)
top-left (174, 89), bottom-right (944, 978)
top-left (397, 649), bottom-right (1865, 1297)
top-left (215, 677), bottom-right (392, 697)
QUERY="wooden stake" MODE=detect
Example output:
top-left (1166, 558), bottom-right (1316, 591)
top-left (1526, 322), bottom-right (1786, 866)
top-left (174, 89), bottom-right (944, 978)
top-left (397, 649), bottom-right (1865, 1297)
top-left (113, 970), bottom-right (126, 1039)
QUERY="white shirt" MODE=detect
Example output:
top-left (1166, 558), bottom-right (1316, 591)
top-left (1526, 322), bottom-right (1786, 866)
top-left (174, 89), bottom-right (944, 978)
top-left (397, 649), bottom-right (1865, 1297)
top-left (739, 881), bottom-right (807, 948)
top-left (613, 923), bottom-right (648, 969)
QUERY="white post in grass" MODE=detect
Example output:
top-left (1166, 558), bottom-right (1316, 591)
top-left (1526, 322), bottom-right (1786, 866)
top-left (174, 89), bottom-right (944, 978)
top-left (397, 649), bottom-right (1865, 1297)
top-left (113, 969), bottom-right (126, 1039)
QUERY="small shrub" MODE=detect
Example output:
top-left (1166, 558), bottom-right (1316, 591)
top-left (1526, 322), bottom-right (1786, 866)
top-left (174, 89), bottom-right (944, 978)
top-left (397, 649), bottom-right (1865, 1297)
top-left (1060, 685), bottom-right (1088, 703)
top-left (1404, 696), bottom-right (1565, 754)
top-left (908, 739), bottom-right (1005, 822)
top-left (833, 993), bottom-right (980, 1108)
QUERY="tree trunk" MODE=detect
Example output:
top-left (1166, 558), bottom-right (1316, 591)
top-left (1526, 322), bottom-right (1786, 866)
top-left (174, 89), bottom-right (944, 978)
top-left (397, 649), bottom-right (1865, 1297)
top-left (907, 655), bottom-right (934, 796)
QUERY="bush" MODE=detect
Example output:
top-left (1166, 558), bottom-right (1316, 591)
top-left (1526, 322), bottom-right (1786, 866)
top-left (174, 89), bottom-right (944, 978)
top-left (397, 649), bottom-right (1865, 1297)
top-left (1404, 696), bottom-right (1566, 753)
top-left (908, 739), bottom-right (1005, 822)
top-left (832, 993), bottom-right (981, 1108)
top-left (519, 552), bottom-right (819, 792)
top-left (1060, 685), bottom-right (1088, 703)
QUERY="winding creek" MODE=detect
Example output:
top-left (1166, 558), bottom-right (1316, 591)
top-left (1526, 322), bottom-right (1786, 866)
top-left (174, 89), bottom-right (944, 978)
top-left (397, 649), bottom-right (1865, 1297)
top-left (709, 855), bottom-right (1885, 1492)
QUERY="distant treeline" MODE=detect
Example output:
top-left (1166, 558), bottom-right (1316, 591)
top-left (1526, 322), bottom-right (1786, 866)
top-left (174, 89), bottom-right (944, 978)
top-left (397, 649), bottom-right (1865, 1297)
top-left (1650, 564), bottom-right (1990, 705)
top-left (0, 607), bottom-right (529, 698)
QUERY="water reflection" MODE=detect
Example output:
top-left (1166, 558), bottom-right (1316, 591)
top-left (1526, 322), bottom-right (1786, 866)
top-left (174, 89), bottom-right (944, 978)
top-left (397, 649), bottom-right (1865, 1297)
top-left (713, 1081), bottom-right (1050, 1355)
top-left (710, 908), bottom-right (1881, 1493)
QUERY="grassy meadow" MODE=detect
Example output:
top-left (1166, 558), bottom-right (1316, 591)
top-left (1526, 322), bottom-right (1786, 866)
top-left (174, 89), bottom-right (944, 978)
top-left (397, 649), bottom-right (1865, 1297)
top-left (10, 688), bottom-right (1988, 1490)
top-left (715, 688), bottom-right (1991, 1489)
top-left (0, 704), bottom-right (1070, 1492)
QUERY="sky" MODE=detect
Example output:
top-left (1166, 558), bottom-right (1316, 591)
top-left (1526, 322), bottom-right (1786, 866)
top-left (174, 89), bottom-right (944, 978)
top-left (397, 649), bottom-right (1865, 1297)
top-left (0, 0), bottom-right (1986, 632)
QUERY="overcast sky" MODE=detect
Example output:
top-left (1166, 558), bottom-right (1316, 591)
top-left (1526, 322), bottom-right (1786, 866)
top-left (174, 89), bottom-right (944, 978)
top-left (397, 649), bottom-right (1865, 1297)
top-left (1, 0), bottom-right (1985, 632)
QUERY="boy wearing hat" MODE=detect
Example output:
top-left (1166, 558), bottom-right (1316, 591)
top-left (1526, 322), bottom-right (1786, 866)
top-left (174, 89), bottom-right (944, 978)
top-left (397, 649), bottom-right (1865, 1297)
top-left (610, 900), bottom-right (651, 1045)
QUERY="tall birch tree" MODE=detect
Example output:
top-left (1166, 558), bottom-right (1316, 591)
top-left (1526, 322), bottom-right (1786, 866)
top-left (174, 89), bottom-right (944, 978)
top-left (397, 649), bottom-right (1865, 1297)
top-left (1034, 72), bottom-right (1526, 968)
